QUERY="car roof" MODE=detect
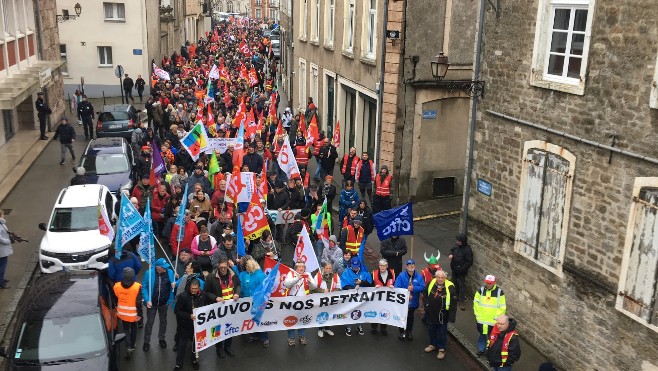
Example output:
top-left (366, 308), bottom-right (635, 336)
top-left (86, 137), bottom-right (127, 155)
top-left (56, 184), bottom-right (105, 208)
top-left (25, 271), bottom-right (100, 320)
top-left (102, 104), bottom-right (132, 112)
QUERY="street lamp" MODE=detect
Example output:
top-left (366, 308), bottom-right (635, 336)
top-left (430, 52), bottom-right (449, 80)
top-left (56, 2), bottom-right (82, 22)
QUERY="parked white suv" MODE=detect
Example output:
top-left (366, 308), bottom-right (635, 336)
top-left (38, 185), bottom-right (117, 273)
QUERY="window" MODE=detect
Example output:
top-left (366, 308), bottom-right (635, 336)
top-left (255, 8), bottom-right (261, 18)
top-left (617, 178), bottom-right (658, 333)
top-left (98, 46), bottom-right (113, 66)
top-left (344, 0), bottom-right (355, 53)
top-left (227, 1), bottom-right (234, 12)
top-left (300, 0), bottom-right (307, 40)
top-left (60, 44), bottom-right (68, 75)
top-left (651, 54), bottom-right (658, 109)
top-left (311, 0), bottom-right (319, 42)
top-left (256, 0), bottom-right (262, 5)
top-left (298, 58), bottom-right (307, 111)
top-left (362, 0), bottom-right (377, 59)
top-left (2, 0), bottom-right (12, 35)
top-left (310, 64), bottom-right (319, 106)
top-left (530, 0), bottom-right (594, 95)
top-left (514, 140), bottom-right (575, 275)
top-left (103, 2), bottom-right (126, 21)
top-left (270, 9), bottom-right (277, 20)
top-left (325, 0), bottom-right (334, 46)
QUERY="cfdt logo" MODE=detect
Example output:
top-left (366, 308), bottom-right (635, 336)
top-left (316, 312), bottom-right (329, 324)
top-left (283, 316), bottom-right (298, 327)
top-left (379, 310), bottom-right (390, 320)
top-left (350, 310), bottom-right (362, 320)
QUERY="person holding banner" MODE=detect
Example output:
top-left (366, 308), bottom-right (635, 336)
top-left (422, 270), bottom-right (457, 360)
top-left (205, 259), bottom-right (241, 358)
top-left (283, 261), bottom-right (318, 346)
top-left (394, 259), bottom-right (426, 341)
top-left (174, 279), bottom-right (212, 370)
top-left (231, 257), bottom-right (270, 347)
top-left (315, 261), bottom-right (341, 338)
top-left (340, 257), bottom-right (373, 336)
top-left (371, 259), bottom-right (396, 336)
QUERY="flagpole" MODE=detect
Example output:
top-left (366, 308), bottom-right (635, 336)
top-left (411, 236), bottom-right (414, 261)
top-left (174, 240), bottom-right (181, 276)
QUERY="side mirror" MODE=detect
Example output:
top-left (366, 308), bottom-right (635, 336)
top-left (0, 346), bottom-right (7, 358)
top-left (113, 333), bottom-right (126, 345)
top-left (38, 223), bottom-right (47, 231)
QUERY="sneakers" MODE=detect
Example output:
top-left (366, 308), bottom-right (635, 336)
top-left (424, 345), bottom-right (436, 353)
top-left (437, 349), bottom-right (446, 360)
top-left (398, 332), bottom-right (405, 340)
top-left (60, 161), bottom-right (64, 165)
top-left (299, 336), bottom-right (307, 345)
top-left (357, 326), bottom-right (364, 335)
top-left (406, 331), bottom-right (413, 341)
top-left (288, 338), bottom-right (296, 346)
top-left (159, 340), bottom-right (167, 348)
top-left (459, 302), bottom-right (466, 311)
top-left (143, 343), bottom-right (150, 352)
top-left (345, 328), bottom-right (352, 337)
top-left (318, 329), bottom-right (324, 338)
top-left (192, 359), bottom-right (199, 370)
top-left (262, 340), bottom-right (270, 348)
top-left (324, 329), bottom-right (334, 336)
top-left (125, 347), bottom-right (134, 360)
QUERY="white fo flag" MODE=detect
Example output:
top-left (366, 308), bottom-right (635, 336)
top-left (277, 136), bottom-right (300, 179)
top-left (294, 225), bottom-right (320, 273)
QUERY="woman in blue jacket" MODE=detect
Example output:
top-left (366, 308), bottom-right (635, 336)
top-left (339, 180), bottom-right (360, 225)
top-left (231, 256), bottom-right (269, 347)
top-left (394, 259), bottom-right (426, 340)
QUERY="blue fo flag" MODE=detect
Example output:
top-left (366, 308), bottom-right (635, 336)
top-left (251, 261), bottom-right (280, 325)
top-left (138, 198), bottom-right (156, 266)
top-left (373, 203), bottom-right (414, 241)
top-left (236, 214), bottom-right (246, 257)
top-left (114, 193), bottom-right (146, 258)
top-left (357, 235), bottom-right (368, 271)
top-left (176, 183), bottom-right (189, 242)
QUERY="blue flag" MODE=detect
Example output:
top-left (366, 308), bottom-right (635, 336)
top-left (236, 214), bottom-right (246, 257)
top-left (176, 183), bottom-right (189, 242)
top-left (251, 261), bottom-right (280, 325)
top-left (114, 193), bottom-right (146, 258)
top-left (357, 235), bottom-right (368, 271)
top-left (138, 198), bottom-right (156, 266)
top-left (373, 203), bottom-right (414, 241)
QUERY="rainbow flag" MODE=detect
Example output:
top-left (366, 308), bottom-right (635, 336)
top-left (181, 122), bottom-right (209, 161)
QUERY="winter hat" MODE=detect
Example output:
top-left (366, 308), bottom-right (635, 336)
top-left (75, 167), bottom-right (86, 176)
top-left (121, 267), bottom-right (136, 286)
top-left (329, 235), bottom-right (337, 243)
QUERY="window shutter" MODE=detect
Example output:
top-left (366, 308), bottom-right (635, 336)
top-left (518, 149), bottom-right (547, 258)
top-left (622, 188), bottom-right (658, 323)
top-left (536, 153), bottom-right (570, 268)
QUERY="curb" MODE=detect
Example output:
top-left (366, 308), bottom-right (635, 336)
top-left (0, 251), bottom-right (39, 349)
top-left (448, 323), bottom-right (490, 370)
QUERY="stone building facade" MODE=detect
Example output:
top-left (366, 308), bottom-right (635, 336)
top-left (466, 0), bottom-right (658, 369)
top-left (250, 0), bottom-right (278, 21)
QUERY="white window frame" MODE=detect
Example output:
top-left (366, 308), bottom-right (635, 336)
top-left (514, 140), bottom-right (575, 276)
top-left (60, 44), bottom-right (68, 75)
top-left (269, 8), bottom-right (277, 21)
top-left (529, 0), bottom-right (595, 95)
top-left (311, 0), bottom-right (319, 43)
top-left (256, 0), bottom-right (262, 5)
top-left (255, 8), bottom-right (262, 19)
top-left (299, 0), bottom-right (308, 41)
top-left (361, 0), bottom-right (377, 60)
top-left (310, 63), bottom-right (319, 105)
top-left (650, 53), bottom-right (658, 109)
top-left (298, 58), bottom-right (307, 111)
top-left (343, 0), bottom-right (355, 54)
top-left (325, 0), bottom-right (334, 47)
top-left (617, 177), bottom-right (658, 333)
top-left (98, 46), bottom-right (113, 67)
top-left (103, 2), bottom-right (126, 22)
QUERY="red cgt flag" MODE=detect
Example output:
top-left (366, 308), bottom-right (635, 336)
top-left (333, 120), bottom-right (341, 148)
top-left (263, 257), bottom-right (292, 297)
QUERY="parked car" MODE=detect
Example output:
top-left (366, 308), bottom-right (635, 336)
top-left (38, 184), bottom-right (117, 273)
top-left (96, 104), bottom-right (140, 140)
top-left (80, 137), bottom-right (135, 195)
top-left (0, 271), bottom-right (125, 370)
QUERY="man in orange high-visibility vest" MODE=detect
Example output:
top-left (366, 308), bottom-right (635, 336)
top-left (113, 267), bottom-right (142, 360)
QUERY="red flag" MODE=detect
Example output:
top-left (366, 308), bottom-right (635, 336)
top-left (333, 120), bottom-right (341, 147)
top-left (149, 157), bottom-right (157, 186)
top-left (259, 162), bottom-right (268, 196)
top-left (239, 40), bottom-right (252, 57)
top-left (306, 115), bottom-right (319, 145)
top-left (257, 109), bottom-right (264, 133)
top-left (226, 167), bottom-right (244, 203)
top-left (264, 257), bottom-right (293, 297)
top-left (207, 109), bottom-right (215, 128)
top-left (223, 85), bottom-right (232, 107)
top-left (245, 107), bottom-right (257, 138)
top-left (276, 119), bottom-right (284, 138)
top-left (219, 62), bottom-right (229, 81)
top-left (298, 114), bottom-right (306, 136)
top-left (242, 187), bottom-right (270, 240)
top-left (196, 108), bottom-right (204, 123)
top-left (248, 67), bottom-right (259, 87)
top-left (269, 92), bottom-right (278, 120)
top-left (239, 64), bottom-right (249, 81)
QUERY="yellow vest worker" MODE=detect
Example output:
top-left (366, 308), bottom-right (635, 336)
top-left (473, 274), bottom-right (506, 354)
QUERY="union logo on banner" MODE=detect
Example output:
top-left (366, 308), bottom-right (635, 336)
top-left (195, 330), bottom-right (207, 349)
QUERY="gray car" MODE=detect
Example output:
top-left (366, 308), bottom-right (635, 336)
top-left (96, 104), bottom-right (140, 140)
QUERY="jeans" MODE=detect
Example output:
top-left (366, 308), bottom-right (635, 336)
top-left (404, 307), bottom-right (417, 334)
top-left (60, 143), bottom-right (75, 162)
top-left (428, 322), bottom-right (448, 349)
top-left (313, 157), bottom-right (322, 179)
top-left (0, 256), bottom-right (8, 287)
top-left (144, 304), bottom-right (168, 344)
top-left (477, 323), bottom-right (493, 352)
top-left (121, 320), bottom-right (138, 349)
top-left (175, 333), bottom-right (192, 367)
top-left (287, 328), bottom-right (305, 338)
top-left (454, 274), bottom-right (467, 302)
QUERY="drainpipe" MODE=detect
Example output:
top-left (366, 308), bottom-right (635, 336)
top-left (461, 0), bottom-right (486, 234)
top-left (375, 0), bottom-right (389, 170)
top-left (34, 0), bottom-right (51, 131)
top-left (288, 3), bottom-right (294, 108)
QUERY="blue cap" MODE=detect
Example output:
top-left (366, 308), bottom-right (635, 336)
top-left (155, 257), bottom-right (170, 269)
top-left (406, 259), bottom-right (416, 265)
top-left (350, 257), bottom-right (361, 268)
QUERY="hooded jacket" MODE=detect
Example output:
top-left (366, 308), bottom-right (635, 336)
top-left (450, 234), bottom-right (473, 276)
top-left (108, 251), bottom-right (142, 283)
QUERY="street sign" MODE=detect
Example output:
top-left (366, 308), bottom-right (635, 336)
top-left (132, 49), bottom-right (142, 55)
top-left (477, 178), bottom-right (492, 197)
top-left (114, 65), bottom-right (124, 78)
top-left (422, 109), bottom-right (437, 120)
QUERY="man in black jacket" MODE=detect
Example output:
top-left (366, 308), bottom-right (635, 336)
top-left (449, 233), bottom-right (473, 310)
top-left (174, 278), bottom-right (211, 370)
top-left (35, 91), bottom-right (51, 140)
top-left (205, 260), bottom-right (241, 358)
top-left (486, 315), bottom-right (521, 369)
top-left (380, 236), bottom-right (408, 275)
top-left (77, 95), bottom-right (95, 140)
top-left (242, 145), bottom-right (264, 174)
top-left (422, 269), bottom-right (457, 360)
top-left (318, 142), bottom-right (338, 178)
top-left (123, 74), bottom-right (135, 103)
top-left (53, 118), bottom-right (76, 165)
top-left (135, 74), bottom-right (146, 102)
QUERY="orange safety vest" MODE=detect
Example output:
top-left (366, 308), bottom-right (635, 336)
top-left (372, 269), bottom-right (396, 287)
top-left (344, 225), bottom-right (364, 254)
top-left (302, 172), bottom-right (310, 188)
top-left (313, 138), bottom-right (327, 156)
top-left (114, 282), bottom-right (141, 323)
top-left (488, 329), bottom-right (519, 366)
top-left (316, 272), bottom-right (340, 292)
top-left (220, 274), bottom-right (235, 300)
top-left (341, 155), bottom-right (359, 176)
top-left (375, 174), bottom-right (392, 197)
top-left (295, 146), bottom-right (309, 166)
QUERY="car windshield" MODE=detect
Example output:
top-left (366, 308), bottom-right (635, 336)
top-left (99, 111), bottom-right (129, 122)
top-left (14, 314), bottom-right (106, 363)
top-left (49, 206), bottom-right (99, 232)
top-left (82, 154), bottom-right (130, 175)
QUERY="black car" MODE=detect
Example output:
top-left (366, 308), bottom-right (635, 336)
top-left (79, 137), bottom-right (135, 195)
top-left (0, 271), bottom-right (125, 370)
top-left (96, 104), bottom-right (140, 140)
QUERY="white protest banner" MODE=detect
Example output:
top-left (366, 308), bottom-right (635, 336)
top-left (294, 225), bottom-right (320, 273)
top-left (204, 138), bottom-right (238, 154)
top-left (267, 209), bottom-right (301, 225)
top-left (276, 136), bottom-right (300, 179)
top-left (193, 287), bottom-right (409, 351)
top-left (225, 172), bottom-right (256, 203)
